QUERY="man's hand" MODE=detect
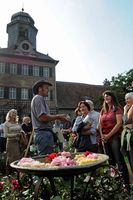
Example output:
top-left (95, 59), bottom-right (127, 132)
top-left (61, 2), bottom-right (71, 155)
top-left (57, 114), bottom-right (70, 122)
top-left (39, 113), bottom-right (70, 122)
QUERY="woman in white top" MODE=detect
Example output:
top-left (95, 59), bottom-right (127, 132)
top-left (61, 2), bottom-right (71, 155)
top-left (122, 92), bottom-right (133, 171)
top-left (4, 109), bottom-right (22, 173)
top-left (124, 92), bottom-right (133, 128)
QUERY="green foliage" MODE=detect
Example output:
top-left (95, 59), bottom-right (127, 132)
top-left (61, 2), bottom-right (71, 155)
top-left (0, 164), bottom-right (133, 200)
top-left (103, 69), bottom-right (133, 106)
top-left (93, 95), bottom-right (104, 111)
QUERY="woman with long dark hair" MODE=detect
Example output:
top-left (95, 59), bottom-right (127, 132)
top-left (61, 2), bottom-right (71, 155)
top-left (99, 90), bottom-right (129, 186)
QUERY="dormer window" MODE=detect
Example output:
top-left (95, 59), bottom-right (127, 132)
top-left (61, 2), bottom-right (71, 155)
top-left (19, 28), bottom-right (28, 41)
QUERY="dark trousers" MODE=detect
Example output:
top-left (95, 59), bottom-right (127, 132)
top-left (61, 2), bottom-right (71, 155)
top-left (104, 134), bottom-right (129, 185)
top-left (0, 137), bottom-right (6, 152)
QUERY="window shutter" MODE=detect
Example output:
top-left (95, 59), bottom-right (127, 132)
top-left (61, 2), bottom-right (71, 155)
top-left (17, 88), bottom-right (21, 100)
top-left (39, 66), bottom-right (43, 77)
top-left (49, 68), bottom-right (53, 77)
top-left (50, 90), bottom-right (53, 101)
top-left (29, 88), bottom-right (33, 100)
top-left (29, 65), bottom-right (33, 76)
top-left (17, 64), bottom-right (21, 75)
top-left (4, 87), bottom-right (9, 99)
top-left (5, 62), bottom-right (10, 74)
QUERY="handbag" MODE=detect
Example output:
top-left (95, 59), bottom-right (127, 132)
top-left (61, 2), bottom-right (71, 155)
top-left (19, 131), bottom-right (28, 149)
top-left (72, 134), bottom-right (91, 152)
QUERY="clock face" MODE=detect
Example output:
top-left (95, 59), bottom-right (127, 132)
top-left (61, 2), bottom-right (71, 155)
top-left (22, 43), bottom-right (29, 50)
top-left (19, 41), bottom-right (32, 53)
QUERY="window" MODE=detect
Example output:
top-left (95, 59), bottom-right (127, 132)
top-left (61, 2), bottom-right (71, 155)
top-left (33, 66), bottom-right (39, 76)
top-left (0, 87), bottom-right (4, 98)
top-left (0, 62), bottom-right (5, 74)
top-left (9, 88), bottom-right (16, 99)
top-left (22, 64), bottom-right (29, 75)
top-left (43, 67), bottom-right (49, 77)
top-left (10, 63), bottom-right (17, 74)
top-left (21, 88), bottom-right (28, 100)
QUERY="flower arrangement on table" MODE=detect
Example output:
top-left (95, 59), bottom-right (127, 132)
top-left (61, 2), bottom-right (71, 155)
top-left (17, 151), bottom-right (103, 168)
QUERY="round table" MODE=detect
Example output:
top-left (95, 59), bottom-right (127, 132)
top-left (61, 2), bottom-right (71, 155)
top-left (10, 154), bottom-right (109, 200)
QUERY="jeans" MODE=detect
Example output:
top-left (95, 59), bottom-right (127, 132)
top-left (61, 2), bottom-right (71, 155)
top-left (104, 134), bottom-right (129, 184)
top-left (34, 129), bottom-right (54, 155)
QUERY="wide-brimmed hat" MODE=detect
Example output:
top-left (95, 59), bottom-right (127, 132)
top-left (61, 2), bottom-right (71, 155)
top-left (33, 80), bottom-right (52, 94)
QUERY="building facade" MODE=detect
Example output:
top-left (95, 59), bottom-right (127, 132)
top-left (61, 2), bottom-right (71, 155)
top-left (0, 10), bottom-right (106, 123)
top-left (0, 10), bottom-right (58, 122)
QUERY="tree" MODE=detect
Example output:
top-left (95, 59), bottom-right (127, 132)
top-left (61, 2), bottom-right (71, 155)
top-left (103, 69), bottom-right (133, 106)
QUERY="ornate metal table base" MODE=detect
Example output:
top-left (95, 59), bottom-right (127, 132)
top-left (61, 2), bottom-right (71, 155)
top-left (17, 164), bottom-right (122, 200)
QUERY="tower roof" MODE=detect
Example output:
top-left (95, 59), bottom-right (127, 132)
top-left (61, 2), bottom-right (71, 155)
top-left (11, 11), bottom-right (35, 25)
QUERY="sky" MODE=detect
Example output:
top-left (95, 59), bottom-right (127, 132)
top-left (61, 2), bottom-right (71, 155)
top-left (0, 0), bottom-right (133, 85)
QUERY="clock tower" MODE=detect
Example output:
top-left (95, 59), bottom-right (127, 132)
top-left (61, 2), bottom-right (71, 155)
top-left (7, 9), bottom-right (38, 53)
top-left (0, 9), bottom-right (58, 121)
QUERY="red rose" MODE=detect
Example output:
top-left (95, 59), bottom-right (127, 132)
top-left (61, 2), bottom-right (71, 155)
top-left (84, 151), bottom-right (92, 156)
top-left (11, 180), bottom-right (20, 190)
top-left (48, 152), bottom-right (58, 160)
top-left (0, 182), bottom-right (4, 190)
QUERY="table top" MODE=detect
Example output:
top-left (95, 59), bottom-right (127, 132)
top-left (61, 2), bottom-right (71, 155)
top-left (10, 153), bottom-right (109, 177)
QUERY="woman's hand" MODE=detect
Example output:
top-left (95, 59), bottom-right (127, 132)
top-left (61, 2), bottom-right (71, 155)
top-left (82, 123), bottom-right (92, 130)
top-left (124, 104), bottom-right (131, 115)
top-left (71, 133), bottom-right (77, 141)
top-left (102, 134), bottom-right (110, 143)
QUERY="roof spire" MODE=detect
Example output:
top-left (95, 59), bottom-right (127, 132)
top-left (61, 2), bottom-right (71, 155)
top-left (22, 2), bottom-right (24, 12)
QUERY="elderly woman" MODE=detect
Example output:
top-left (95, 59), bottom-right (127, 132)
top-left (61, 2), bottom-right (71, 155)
top-left (21, 116), bottom-right (33, 142)
top-left (123, 92), bottom-right (133, 129)
top-left (4, 109), bottom-right (22, 173)
top-left (121, 92), bottom-right (133, 171)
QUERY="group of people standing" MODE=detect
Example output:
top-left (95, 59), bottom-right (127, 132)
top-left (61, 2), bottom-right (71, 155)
top-left (1, 79), bottom-right (133, 190)
top-left (71, 90), bottom-right (133, 188)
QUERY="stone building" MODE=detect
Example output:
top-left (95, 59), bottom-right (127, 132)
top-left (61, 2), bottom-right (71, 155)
top-left (0, 10), bottom-right (105, 123)
top-left (0, 10), bottom-right (58, 122)
top-left (56, 81), bottom-right (105, 118)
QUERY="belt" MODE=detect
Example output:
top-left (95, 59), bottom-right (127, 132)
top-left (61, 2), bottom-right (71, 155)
top-left (7, 138), bottom-right (19, 141)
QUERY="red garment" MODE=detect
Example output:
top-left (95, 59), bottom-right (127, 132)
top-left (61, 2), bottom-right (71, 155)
top-left (100, 106), bottom-right (123, 135)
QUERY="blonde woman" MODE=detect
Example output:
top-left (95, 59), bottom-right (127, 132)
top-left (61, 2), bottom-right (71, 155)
top-left (4, 109), bottom-right (22, 173)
